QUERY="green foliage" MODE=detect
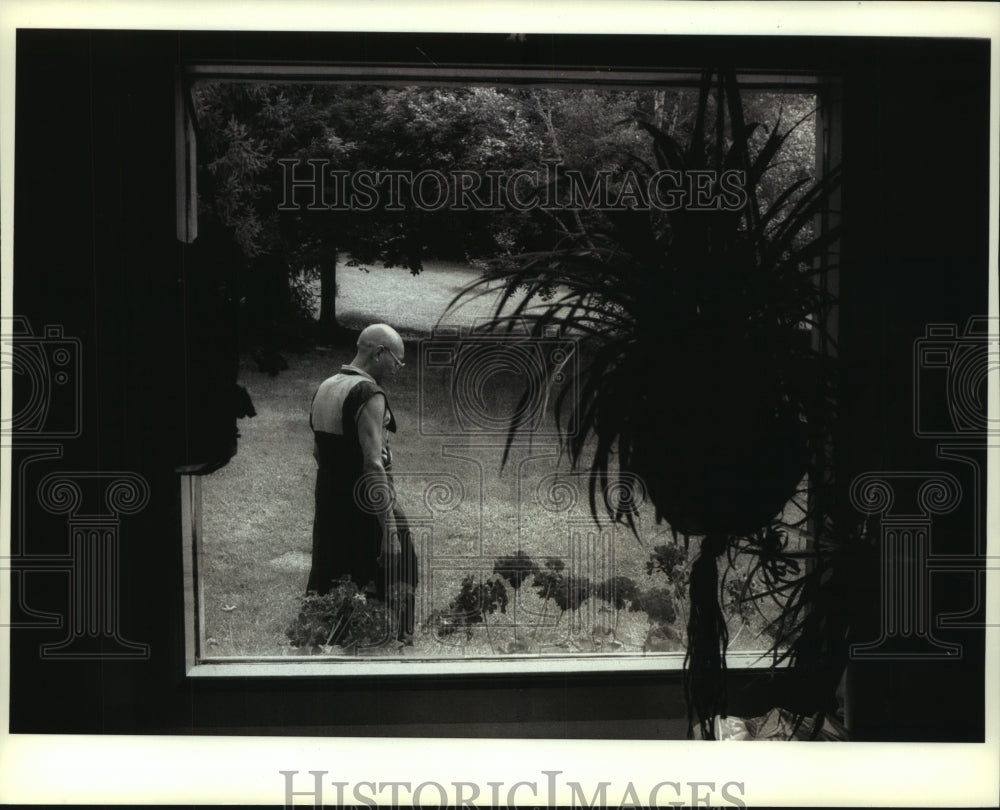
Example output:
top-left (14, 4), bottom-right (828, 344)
top-left (722, 573), bottom-right (756, 625)
top-left (193, 79), bottom-right (823, 359)
top-left (492, 550), bottom-right (540, 589)
top-left (193, 83), bottom-right (550, 272)
top-left (286, 577), bottom-right (393, 651)
top-left (634, 587), bottom-right (678, 626)
top-left (646, 543), bottom-right (691, 584)
top-left (530, 557), bottom-right (592, 613)
top-left (643, 623), bottom-right (684, 652)
top-left (448, 70), bottom-right (842, 736)
top-left (193, 83), bottom-right (353, 346)
top-left (432, 550), bottom-right (786, 654)
top-left (432, 574), bottom-right (509, 638)
top-left (195, 83), bottom-right (350, 257)
top-left (595, 575), bottom-right (643, 610)
top-left (192, 82), bottom-right (553, 348)
top-left (451, 70), bottom-right (838, 541)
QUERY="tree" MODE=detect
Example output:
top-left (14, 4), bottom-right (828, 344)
top-left (192, 82), bottom-right (551, 346)
top-left (193, 82), bottom-right (357, 347)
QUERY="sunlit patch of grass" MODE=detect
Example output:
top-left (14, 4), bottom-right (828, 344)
top-left (332, 257), bottom-right (546, 336)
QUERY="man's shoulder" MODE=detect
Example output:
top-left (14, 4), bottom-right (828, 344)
top-left (312, 373), bottom-right (371, 416)
top-left (311, 372), bottom-right (386, 434)
top-left (345, 379), bottom-right (385, 409)
top-left (317, 371), bottom-right (372, 391)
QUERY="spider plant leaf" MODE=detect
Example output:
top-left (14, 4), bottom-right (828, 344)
top-left (746, 124), bottom-right (793, 191)
top-left (714, 78), bottom-right (726, 172)
top-left (766, 165), bottom-right (843, 259)
top-left (772, 224), bottom-right (843, 273)
top-left (722, 123), bottom-right (762, 177)
top-left (688, 69), bottom-right (713, 168)
top-left (757, 175), bottom-right (813, 235)
top-left (722, 67), bottom-right (754, 148)
top-left (635, 120), bottom-right (687, 172)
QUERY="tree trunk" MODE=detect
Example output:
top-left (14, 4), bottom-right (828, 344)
top-left (654, 90), bottom-right (666, 131)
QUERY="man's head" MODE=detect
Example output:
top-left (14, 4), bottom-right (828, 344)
top-left (353, 323), bottom-right (406, 384)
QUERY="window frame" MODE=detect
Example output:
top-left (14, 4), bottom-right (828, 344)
top-left (175, 63), bottom-right (843, 679)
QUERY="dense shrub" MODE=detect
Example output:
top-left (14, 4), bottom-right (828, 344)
top-left (286, 577), bottom-right (394, 651)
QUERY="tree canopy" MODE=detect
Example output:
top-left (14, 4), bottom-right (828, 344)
top-left (190, 81), bottom-right (817, 346)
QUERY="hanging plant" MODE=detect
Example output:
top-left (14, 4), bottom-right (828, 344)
top-left (447, 68), bottom-right (844, 738)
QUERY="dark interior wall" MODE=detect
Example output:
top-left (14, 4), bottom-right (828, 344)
top-left (10, 31), bottom-right (990, 739)
top-left (837, 38), bottom-right (990, 742)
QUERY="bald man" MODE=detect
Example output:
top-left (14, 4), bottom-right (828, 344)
top-left (306, 324), bottom-right (417, 642)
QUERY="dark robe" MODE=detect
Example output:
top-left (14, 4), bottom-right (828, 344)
top-left (305, 366), bottom-right (417, 636)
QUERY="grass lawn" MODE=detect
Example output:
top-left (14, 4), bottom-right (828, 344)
top-left (200, 345), bottom-right (676, 659)
top-left (315, 255), bottom-right (568, 338)
top-left (200, 259), bottom-right (801, 660)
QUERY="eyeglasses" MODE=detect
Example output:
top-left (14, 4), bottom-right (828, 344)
top-left (379, 345), bottom-right (405, 367)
